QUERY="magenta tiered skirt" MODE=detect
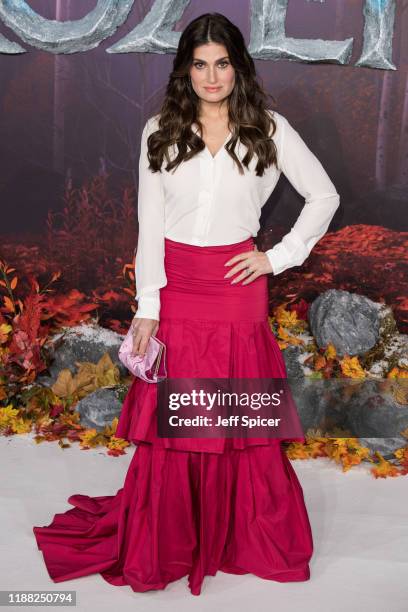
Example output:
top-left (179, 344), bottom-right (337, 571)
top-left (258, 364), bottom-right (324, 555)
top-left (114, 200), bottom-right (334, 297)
top-left (33, 236), bottom-right (314, 596)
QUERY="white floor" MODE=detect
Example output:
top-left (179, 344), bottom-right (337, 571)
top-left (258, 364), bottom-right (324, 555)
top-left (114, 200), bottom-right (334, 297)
top-left (1, 433), bottom-right (407, 612)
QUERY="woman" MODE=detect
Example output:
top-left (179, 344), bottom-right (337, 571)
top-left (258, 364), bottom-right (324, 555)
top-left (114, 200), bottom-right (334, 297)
top-left (33, 12), bottom-right (340, 596)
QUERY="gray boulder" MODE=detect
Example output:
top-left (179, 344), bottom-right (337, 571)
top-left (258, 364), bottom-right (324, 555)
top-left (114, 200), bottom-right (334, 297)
top-left (35, 320), bottom-right (130, 431)
top-left (37, 320), bottom-right (128, 386)
top-left (76, 387), bottom-right (126, 431)
top-left (308, 289), bottom-right (381, 356)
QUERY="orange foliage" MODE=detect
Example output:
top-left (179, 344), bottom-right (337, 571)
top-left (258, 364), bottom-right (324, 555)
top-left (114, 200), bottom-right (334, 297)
top-left (0, 256), bottom-right (101, 385)
top-left (259, 224), bottom-right (408, 333)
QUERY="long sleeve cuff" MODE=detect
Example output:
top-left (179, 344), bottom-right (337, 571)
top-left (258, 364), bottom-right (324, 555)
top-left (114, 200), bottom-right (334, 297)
top-left (134, 293), bottom-right (160, 321)
top-left (265, 227), bottom-right (310, 275)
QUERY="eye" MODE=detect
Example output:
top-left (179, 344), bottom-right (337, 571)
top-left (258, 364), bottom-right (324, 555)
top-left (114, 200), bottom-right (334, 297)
top-left (192, 60), bottom-right (230, 69)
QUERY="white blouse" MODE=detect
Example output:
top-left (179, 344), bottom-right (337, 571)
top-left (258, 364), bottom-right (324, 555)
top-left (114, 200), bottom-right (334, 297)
top-left (134, 110), bottom-right (340, 321)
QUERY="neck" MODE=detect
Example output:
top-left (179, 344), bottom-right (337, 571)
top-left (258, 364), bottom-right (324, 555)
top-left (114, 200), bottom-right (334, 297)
top-left (198, 98), bottom-right (229, 120)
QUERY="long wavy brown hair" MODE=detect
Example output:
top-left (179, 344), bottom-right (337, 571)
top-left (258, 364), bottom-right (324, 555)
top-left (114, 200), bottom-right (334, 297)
top-left (147, 12), bottom-right (279, 177)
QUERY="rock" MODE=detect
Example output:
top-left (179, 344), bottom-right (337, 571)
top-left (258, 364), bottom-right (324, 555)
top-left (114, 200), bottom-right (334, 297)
top-left (33, 321), bottom-right (132, 431)
top-left (75, 387), bottom-right (125, 431)
top-left (280, 291), bottom-right (408, 459)
top-left (308, 289), bottom-right (381, 356)
top-left (286, 377), bottom-right (408, 452)
top-left (36, 320), bottom-right (128, 386)
top-left (281, 345), bottom-right (306, 379)
top-left (357, 438), bottom-right (406, 460)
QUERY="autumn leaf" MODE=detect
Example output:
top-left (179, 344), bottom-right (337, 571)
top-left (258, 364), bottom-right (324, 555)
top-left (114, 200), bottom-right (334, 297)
top-left (276, 325), bottom-right (304, 346)
top-left (103, 416), bottom-right (119, 438)
top-left (99, 290), bottom-right (121, 301)
top-left (325, 438), bottom-right (371, 471)
top-left (274, 305), bottom-right (299, 328)
top-left (289, 298), bottom-right (309, 321)
top-left (388, 367), bottom-right (408, 379)
top-left (325, 343), bottom-right (337, 360)
top-left (3, 296), bottom-right (15, 313)
top-left (50, 271), bottom-right (62, 282)
top-left (51, 369), bottom-right (78, 399)
top-left (0, 323), bottom-right (12, 344)
top-left (74, 352), bottom-right (121, 391)
top-left (12, 418), bottom-right (32, 434)
top-left (79, 428), bottom-right (100, 449)
top-left (58, 439), bottom-right (71, 449)
top-left (0, 405), bottom-right (20, 429)
top-left (340, 355), bottom-right (366, 378)
top-left (285, 441), bottom-right (313, 460)
top-left (391, 382), bottom-right (408, 406)
top-left (371, 452), bottom-right (401, 478)
top-left (49, 403), bottom-right (65, 418)
top-left (314, 355), bottom-right (326, 371)
top-left (394, 447), bottom-right (408, 468)
top-left (106, 435), bottom-right (129, 455)
top-left (50, 353), bottom-right (120, 400)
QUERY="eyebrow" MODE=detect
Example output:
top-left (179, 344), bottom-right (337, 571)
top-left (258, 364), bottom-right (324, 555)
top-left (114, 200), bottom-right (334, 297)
top-left (192, 56), bottom-right (230, 62)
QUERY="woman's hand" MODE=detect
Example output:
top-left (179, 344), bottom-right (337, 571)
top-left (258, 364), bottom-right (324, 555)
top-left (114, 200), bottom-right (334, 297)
top-left (223, 244), bottom-right (274, 285)
top-left (131, 317), bottom-right (159, 356)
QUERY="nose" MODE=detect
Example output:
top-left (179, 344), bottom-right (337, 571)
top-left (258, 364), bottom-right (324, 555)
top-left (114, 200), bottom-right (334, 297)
top-left (207, 66), bottom-right (218, 84)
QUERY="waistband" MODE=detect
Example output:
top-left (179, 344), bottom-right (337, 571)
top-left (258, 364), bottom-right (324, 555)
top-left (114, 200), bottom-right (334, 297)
top-left (160, 236), bottom-right (268, 322)
top-left (164, 236), bottom-right (255, 253)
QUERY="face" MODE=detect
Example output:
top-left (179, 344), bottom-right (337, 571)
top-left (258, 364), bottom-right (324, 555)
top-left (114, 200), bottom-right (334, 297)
top-left (189, 42), bottom-right (235, 108)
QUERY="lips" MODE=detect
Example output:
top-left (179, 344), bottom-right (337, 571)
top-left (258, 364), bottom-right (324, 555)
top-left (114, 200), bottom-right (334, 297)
top-left (205, 87), bottom-right (221, 92)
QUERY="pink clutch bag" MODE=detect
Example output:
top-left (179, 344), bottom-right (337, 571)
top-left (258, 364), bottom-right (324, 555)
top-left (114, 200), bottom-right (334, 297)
top-left (118, 326), bottom-right (167, 383)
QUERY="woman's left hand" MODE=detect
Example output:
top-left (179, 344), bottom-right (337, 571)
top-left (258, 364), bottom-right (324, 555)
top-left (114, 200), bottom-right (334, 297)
top-left (223, 244), bottom-right (274, 285)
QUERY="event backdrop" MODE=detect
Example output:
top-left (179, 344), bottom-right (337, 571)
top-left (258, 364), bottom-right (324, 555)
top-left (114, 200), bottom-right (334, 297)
top-left (0, 0), bottom-right (407, 341)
